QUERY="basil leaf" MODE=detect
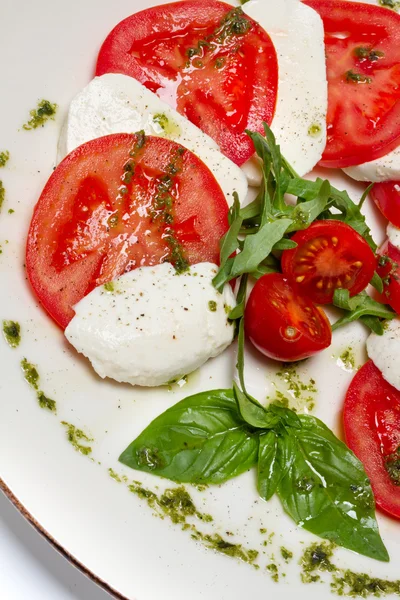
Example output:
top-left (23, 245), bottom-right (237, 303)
top-left (268, 403), bottom-right (302, 430)
top-left (332, 291), bottom-right (395, 331)
top-left (258, 431), bottom-right (285, 501)
top-left (233, 383), bottom-right (280, 429)
top-left (370, 271), bottom-right (384, 294)
top-left (230, 218), bottom-right (292, 278)
top-left (119, 389), bottom-right (258, 484)
top-left (276, 415), bottom-right (389, 562)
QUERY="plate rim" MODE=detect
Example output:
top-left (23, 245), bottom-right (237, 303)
top-left (0, 477), bottom-right (130, 600)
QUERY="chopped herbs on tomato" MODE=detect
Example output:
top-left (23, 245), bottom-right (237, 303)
top-left (345, 70), bottom-right (372, 84)
top-left (23, 99), bottom-right (58, 130)
top-left (354, 47), bottom-right (385, 61)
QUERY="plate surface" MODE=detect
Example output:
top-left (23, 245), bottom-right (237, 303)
top-left (1, 1), bottom-right (399, 599)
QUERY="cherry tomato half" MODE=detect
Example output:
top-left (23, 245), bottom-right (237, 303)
top-left (281, 221), bottom-right (376, 305)
top-left (344, 360), bottom-right (400, 520)
top-left (245, 273), bottom-right (332, 362)
top-left (371, 181), bottom-right (400, 229)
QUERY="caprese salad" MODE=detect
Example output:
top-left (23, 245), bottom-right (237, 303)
top-left (25, 0), bottom-right (400, 565)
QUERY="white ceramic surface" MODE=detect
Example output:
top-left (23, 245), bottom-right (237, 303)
top-left (1, 1), bottom-right (399, 599)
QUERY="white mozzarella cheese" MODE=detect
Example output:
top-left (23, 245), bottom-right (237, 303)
top-left (343, 148), bottom-right (400, 183)
top-left (65, 262), bottom-right (236, 387)
top-left (367, 318), bottom-right (400, 392)
top-left (57, 73), bottom-right (248, 207)
top-left (387, 222), bottom-right (400, 249)
top-left (241, 0), bottom-right (328, 185)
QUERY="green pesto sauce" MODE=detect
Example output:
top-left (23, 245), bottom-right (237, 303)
top-left (23, 100), bottom-right (58, 130)
top-left (269, 363), bottom-right (317, 412)
top-left (104, 281), bottom-right (115, 292)
top-left (108, 468), bottom-right (128, 483)
top-left (2, 320), bottom-right (21, 348)
top-left (21, 358), bottom-right (39, 389)
top-left (379, 0), bottom-right (400, 10)
top-left (354, 47), bottom-right (385, 61)
top-left (300, 542), bottom-right (336, 584)
top-left (338, 347), bottom-right (357, 372)
top-left (266, 563), bottom-right (279, 582)
top-left (208, 300), bottom-right (217, 312)
top-left (8, 208), bottom-right (14, 214)
top-left (331, 570), bottom-right (400, 597)
top-left (0, 181), bottom-right (5, 211)
top-left (308, 123), bottom-right (322, 138)
top-left (384, 447), bottom-right (400, 485)
top-left (61, 421), bottom-right (93, 455)
top-left (345, 70), bottom-right (372, 84)
top-left (281, 547), bottom-right (293, 562)
top-left (37, 391), bottom-right (56, 413)
top-left (0, 151), bottom-right (10, 167)
top-left (152, 113), bottom-right (181, 137)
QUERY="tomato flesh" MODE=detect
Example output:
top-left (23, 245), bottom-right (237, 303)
top-left (95, 0), bottom-right (278, 166)
top-left (26, 133), bottom-right (229, 329)
top-left (281, 221), bottom-right (376, 305)
top-left (305, 0), bottom-right (400, 168)
top-left (371, 181), bottom-right (400, 229)
top-left (376, 240), bottom-right (400, 314)
top-left (344, 360), bottom-right (400, 519)
top-left (245, 273), bottom-right (332, 362)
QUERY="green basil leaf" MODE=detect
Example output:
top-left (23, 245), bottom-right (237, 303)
top-left (370, 271), bottom-right (384, 294)
top-left (258, 431), bottom-right (285, 501)
top-left (332, 293), bottom-right (395, 331)
top-left (276, 415), bottom-right (389, 562)
top-left (268, 403), bottom-right (302, 430)
top-left (119, 389), bottom-right (258, 485)
top-left (233, 382), bottom-right (281, 430)
top-left (230, 218), bottom-right (292, 278)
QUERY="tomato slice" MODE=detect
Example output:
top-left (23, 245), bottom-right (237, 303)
top-left (244, 273), bottom-right (332, 362)
top-left (344, 360), bottom-right (400, 519)
top-left (95, 0), bottom-right (278, 166)
top-left (26, 133), bottom-right (229, 329)
top-left (305, 0), bottom-right (400, 168)
top-left (281, 220), bottom-right (376, 305)
top-left (376, 240), bottom-right (400, 314)
top-left (371, 181), bottom-right (400, 228)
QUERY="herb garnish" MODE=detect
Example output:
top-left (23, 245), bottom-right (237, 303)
top-left (345, 70), bottom-right (372, 84)
top-left (23, 99), bottom-right (58, 130)
top-left (0, 151), bottom-right (10, 167)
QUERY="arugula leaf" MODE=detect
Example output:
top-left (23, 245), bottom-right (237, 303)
top-left (359, 315), bottom-right (385, 335)
top-left (370, 271), bottom-right (384, 294)
top-left (332, 289), bottom-right (395, 332)
top-left (212, 257), bottom-right (234, 293)
top-left (119, 389), bottom-right (258, 484)
top-left (230, 218), bottom-right (292, 278)
top-left (276, 415), bottom-right (389, 562)
top-left (228, 274), bottom-right (248, 321)
top-left (272, 238), bottom-right (297, 251)
top-left (258, 431), bottom-right (285, 501)
top-left (359, 183), bottom-right (375, 209)
top-left (288, 180), bottom-right (331, 232)
top-left (249, 264), bottom-right (278, 280)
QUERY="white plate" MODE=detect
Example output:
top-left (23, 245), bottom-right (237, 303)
top-left (0, 1), bottom-right (399, 599)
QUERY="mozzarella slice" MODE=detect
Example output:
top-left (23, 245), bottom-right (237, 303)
top-left (387, 222), bottom-right (400, 249)
top-left (58, 73), bottom-right (248, 207)
top-left (65, 263), bottom-right (236, 387)
top-left (367, 318), bottom-right (400, 391)
top-left (241, 0), bottom-right (328, 186)
top-left (343, 148), bottom-right (400, 183)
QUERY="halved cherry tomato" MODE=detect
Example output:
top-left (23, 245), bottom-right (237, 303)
top-left (305, 0), bottom-right (400, 168)
top-left (245, 273), bottom-right (332, 362)
top-left (26, 133), bottom-right (229, 329)
top-left (95, 0), bottom-right (278, 166)
top-left (281, 221), bottom-right (376, 305)
top-left (371, 181), bottom-right (400, 228)
top-left (376, 240), bottom-right (400, 314)
top-left (344, 360), bottom-right (400, 519)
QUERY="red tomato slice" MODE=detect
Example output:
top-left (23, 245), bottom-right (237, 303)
top-left (245, 273), bottom-right (332, 362)
top-left (376, 240), bottom-right (400, 314)
top-left (281, 220), bottom-right (376, 305)
top-left (371, 181), bottom-right (400, 228)
top-left (26, 133), bottom-right (229, 329)
top-left (344, 360), bottom-right (400, 519)
top-left (305, 0), bottom-right (400, 168)
top-left (95, 0), bottom-right (278, 166)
